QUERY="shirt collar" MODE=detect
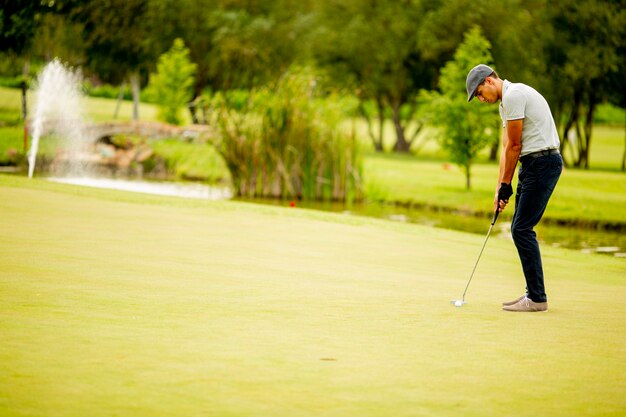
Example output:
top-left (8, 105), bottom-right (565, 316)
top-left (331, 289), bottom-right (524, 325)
top-left (500, 80), bottom-right (511, 111)
top-left (502, 79), bottom-right (511, 97)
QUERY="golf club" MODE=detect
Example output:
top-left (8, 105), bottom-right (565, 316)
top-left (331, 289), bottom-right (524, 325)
top-left (451, 207), bottom-right (500, 307)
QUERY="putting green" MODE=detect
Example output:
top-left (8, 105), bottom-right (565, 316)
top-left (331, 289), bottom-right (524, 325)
top-left (1, 176), bottom-right (624, 416)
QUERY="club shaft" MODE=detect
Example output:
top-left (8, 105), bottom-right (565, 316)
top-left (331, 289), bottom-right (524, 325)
top-left (461, 223), bottom-right (495, 301)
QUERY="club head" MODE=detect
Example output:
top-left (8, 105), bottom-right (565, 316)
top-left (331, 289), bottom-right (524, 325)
top-left (450, 299), bottom-right (466, 307)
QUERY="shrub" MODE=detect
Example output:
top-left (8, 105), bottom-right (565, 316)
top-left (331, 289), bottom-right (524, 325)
top-left (421, 26), bottom-right (500, 190)
top-left (146, 39), bottom-right (196, 125)
top-left (210, 69), bottom-right (363, 202)
top-left (83, 81), bottom-right (132, 101)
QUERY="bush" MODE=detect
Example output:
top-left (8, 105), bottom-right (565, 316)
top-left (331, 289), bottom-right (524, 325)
top-left (594, 103), bottom-right (626, 125)
top-left (150, 139), bottom-right (229, 183)
top-left (83, 81), bottom-right (132, 101)
top-left (421, 26), bottom-right (499, 190)
top-left (210, 69), bottom-right (363, 202)
top-left (0, 76), bottom-right (24, 89)
top-left (0, 126), bottom-right (25, 165)
top-left (146, 39), bottom-right (196, 125)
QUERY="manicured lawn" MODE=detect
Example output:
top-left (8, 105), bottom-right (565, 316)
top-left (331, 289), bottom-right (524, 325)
top-left (1, 175), bottom-right (625, 416)
top-left (364, 153), bottom-right (626, 226)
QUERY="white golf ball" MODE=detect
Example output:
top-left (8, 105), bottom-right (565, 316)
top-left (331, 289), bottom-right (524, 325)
top-left (454, 300), bottom-right (463, 307)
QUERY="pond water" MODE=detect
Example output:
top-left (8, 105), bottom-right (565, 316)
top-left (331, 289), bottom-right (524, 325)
top-left (238, 198), bottom-right (626, 259)
top-left (48, 177), bottom-right (232, 200)
top-left (46, 177), bottom-right (625, 258)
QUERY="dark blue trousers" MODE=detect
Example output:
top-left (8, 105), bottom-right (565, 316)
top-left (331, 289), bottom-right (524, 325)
top-left (511, 153), bottom-right (563, 303)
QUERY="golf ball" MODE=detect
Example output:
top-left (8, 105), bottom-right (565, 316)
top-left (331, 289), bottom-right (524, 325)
top-left (454, 300), bottom-right (463, 307)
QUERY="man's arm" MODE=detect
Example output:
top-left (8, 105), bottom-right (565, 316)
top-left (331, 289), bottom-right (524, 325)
top-left (494, 119), bottom-right (523, 211)
top-left (501, 119), bottom-right (523, 183)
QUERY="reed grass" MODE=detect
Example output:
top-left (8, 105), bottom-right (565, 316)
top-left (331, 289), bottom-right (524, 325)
top-left (210, 71), bottom-right (363, 202)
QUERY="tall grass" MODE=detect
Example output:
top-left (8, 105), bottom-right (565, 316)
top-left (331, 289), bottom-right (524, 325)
top-left (210, 71), bottom-right (363, 202)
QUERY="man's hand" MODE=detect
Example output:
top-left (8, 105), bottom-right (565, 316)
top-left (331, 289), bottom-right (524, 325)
top-left (495, 182), bottom-right (513, 212)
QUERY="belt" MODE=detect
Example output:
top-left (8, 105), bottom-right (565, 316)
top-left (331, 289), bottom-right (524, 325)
top-left (519, 148), bottom-right (560, 164)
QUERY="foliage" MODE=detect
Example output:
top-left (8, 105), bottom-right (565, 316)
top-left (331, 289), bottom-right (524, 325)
top-left (422, 27), bottom-right (500, 189)
top-left (210, 69), bottom-right (363, 202)
top-left (145, 39), bottom-right (196, 125)
top-left (150, 139), bottom-right (228, 183)
top-left (542, 0), bottom-right (626, 168)
top-left (0, 0), bottom-right (50, 55)
top-left (55, 0), bottom-right (153, 85)
top-left (310, 0), bottom-right (437, 153)
top-left (83, 81), bottom-right (132, 101)
top-left (594, 103), bottom-right (626, 126)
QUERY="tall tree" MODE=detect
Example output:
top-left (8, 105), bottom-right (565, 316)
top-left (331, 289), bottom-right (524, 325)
top-left (542, 0), bottom-right (626, 168)
top-left (418, 0), bottom-right (551, 160)
top-left (423, 27), bottom-right (500, 190)
top-left (0, 0), bottom-right (52, 122)
top-left (310, 0), bottom-right (438, 152)
top-left (204, 0), bottom-right (311, 92)
top-left (147, 38), bottom-right (196, 125)
top-left (57, 0), bottom-right (154, 120)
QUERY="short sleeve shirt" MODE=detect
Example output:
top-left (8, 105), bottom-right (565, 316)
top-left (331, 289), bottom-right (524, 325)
top-left (499, 80), bottom-right (560, 156)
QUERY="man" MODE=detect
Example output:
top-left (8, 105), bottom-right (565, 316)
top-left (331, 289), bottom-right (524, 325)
top-left (466, 64), bottom-right (562, 312)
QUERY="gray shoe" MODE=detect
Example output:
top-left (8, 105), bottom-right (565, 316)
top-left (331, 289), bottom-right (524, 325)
top-left (502, 294), bottom-right (527, 306)
top-left (502, 296), bottom-right (548, 312)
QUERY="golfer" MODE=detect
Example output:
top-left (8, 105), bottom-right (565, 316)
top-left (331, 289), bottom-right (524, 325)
top-left (466, 64), bottom-right (562, 312)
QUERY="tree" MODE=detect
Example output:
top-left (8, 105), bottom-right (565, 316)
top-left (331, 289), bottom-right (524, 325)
top-left (541, 0), bottom-right (626, 168)
top-left (424, 27), bottom-right (500, 189)
top-left (417, 0), bottom-right (553, 161)
top-left (56, 0), bottom-right (155, 120)
top-left (310, 0), bottom-right (438, 153)
top-left (147, 39), bottom-right (196, 125)
top-left (0, 0), bottom-right (52, 122)
top-left (204, 1), bottom-right (310, 92)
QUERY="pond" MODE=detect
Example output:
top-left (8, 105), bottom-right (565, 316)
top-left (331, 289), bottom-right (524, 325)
top-left (47, 177), bottom-right (625, 258)
top-left (237, 198), bottom-right (626, 259)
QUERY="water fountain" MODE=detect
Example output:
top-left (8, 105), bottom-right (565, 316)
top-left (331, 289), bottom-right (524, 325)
top-left (28, 59), bottom-right (90, 178)
top-left (27, 59), bottom-right (232, 200)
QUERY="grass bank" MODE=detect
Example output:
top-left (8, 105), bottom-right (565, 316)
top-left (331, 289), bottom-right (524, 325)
top-left (364, 153), bottom-right (626, 228)
top-left (1, 175), bottom-right (625, 416)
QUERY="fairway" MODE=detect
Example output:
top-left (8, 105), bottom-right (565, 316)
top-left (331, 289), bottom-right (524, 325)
top-left (1, 176), bottom-right (625, 416)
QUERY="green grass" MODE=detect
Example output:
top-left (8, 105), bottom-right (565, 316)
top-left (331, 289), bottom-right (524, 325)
top-left (364, 153), bottom-right (626, 226)
top-left (1, 174), bottom-right (625, 416)
top-left (0, 126), bottom-right (24, 165)
top-left (0, 85), bottom-right (167, 123)
top-left (582, 125), bottom-right (626, 171)
top-left (150, 139), bottom-right (229, 182)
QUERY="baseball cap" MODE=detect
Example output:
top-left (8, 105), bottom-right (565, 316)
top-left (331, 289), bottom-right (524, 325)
top-left (466, 64), bottom-right (495, 102)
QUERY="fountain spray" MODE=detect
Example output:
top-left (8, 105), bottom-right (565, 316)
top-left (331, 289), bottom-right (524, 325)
top-left (28, 59), bottom-right (88, 178)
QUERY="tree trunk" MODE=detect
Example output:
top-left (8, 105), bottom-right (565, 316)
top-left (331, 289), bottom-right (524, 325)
top-left (113, 82), bottom-right (126, 119)
top-left (359, 99), bottom-right (383, 152)
top-left (580, 96), bottom-right (596, 169)
top-left (130, 72), bottom-right (140, 121)
top-left (465, 162), bottom-right (471, 190)
top-left (489, 135), bottom-right (499, 161)
top-left (391, 101), bottom-right (410, 153)
top-left (622, 129), bottom-right (626, 172)
top-left (561, 89), bottom-right (582, 167)
top-left (188, 95), bottom-right (199, 124)
top-left (376, 98), bottom-right (385, 152)
top-left (21, 61), bottom-right (29, 152)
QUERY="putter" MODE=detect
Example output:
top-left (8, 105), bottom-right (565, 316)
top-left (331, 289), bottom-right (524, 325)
top-left (451, 207), bottom-right (500, 307)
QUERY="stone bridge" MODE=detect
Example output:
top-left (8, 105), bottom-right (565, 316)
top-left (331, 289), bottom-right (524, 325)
top-left (85, 121), bottom-right (214, 143)
top-left (30, 119), bottom-right (214, 143)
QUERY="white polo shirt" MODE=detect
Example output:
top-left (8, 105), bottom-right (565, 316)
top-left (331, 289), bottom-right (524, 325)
top-left (499, 80), bottom-right (560, 156)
